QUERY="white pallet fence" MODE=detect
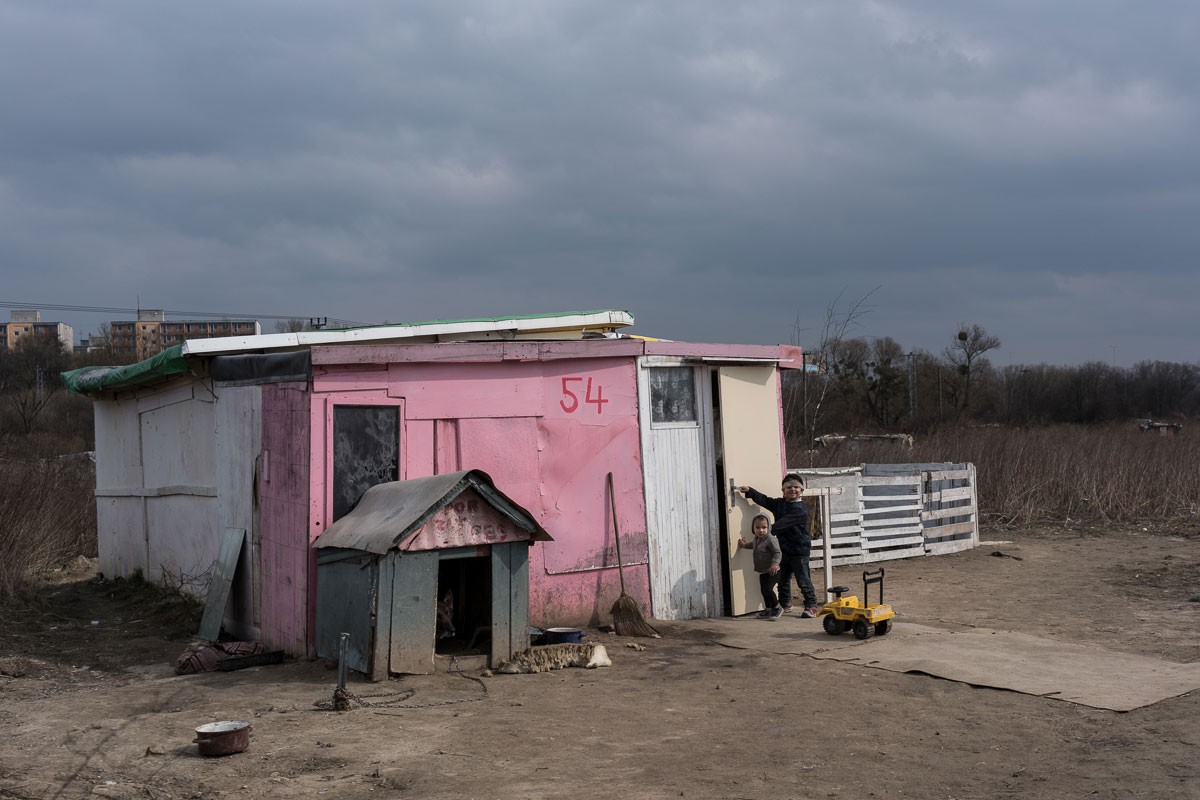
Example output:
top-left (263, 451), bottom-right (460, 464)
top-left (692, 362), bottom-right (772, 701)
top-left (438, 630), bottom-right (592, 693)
top-left (800, 462), bottom-right (978, 569)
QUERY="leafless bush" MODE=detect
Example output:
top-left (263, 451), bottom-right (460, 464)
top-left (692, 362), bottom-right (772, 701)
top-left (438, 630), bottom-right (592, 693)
top-left (0, 456), bottom-right (97, 603)
top-left (797, 423), bottom-right (1199, 525)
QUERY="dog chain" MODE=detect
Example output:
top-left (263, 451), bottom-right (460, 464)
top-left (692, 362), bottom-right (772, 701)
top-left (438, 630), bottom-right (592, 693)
top-left (316, 656), bottom-right (488, 710)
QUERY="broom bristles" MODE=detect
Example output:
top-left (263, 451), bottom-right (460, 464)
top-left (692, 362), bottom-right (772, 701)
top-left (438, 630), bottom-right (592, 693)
top-left (611, 593), bottom-right (660, 638)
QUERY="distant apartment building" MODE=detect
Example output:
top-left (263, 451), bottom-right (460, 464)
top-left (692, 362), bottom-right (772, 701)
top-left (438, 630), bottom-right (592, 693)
top-left (0, 310), bottom-right (73, 353)
top-left (109, 310), bottom-right (261, 360)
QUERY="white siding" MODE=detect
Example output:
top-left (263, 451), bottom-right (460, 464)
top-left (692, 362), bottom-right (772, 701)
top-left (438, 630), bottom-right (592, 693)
top-left (93, 377), bottom-right (226, 598)
top-left (638, 361), bottom-right (720, 620)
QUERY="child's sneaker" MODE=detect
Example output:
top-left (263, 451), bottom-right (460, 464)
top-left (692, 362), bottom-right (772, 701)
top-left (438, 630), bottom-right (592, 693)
top-left (756, 609), bottom-right (772, 619)
top-left (780, 605), bottom-right (793, 614)
top-left (769, 607), bottom-right (784, 620)
top-left (801, 606), bottom-right (821, 618)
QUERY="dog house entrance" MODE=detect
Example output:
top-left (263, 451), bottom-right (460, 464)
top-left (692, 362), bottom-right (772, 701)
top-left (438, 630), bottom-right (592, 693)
top-left (436, 553), bottom-right (492, 657)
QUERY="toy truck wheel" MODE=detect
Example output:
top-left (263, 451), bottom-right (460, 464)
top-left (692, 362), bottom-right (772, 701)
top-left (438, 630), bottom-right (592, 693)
top-left (875, 619), bottom-right (890, 636)
top-left (852, 618), bottom-right (874, 640)
top-left (823, 614), bottom-right (846, 636)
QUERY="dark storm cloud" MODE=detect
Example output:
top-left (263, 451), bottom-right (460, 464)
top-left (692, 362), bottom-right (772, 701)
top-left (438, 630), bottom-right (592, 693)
top-left (1, 1), bottom-right (1196, 363)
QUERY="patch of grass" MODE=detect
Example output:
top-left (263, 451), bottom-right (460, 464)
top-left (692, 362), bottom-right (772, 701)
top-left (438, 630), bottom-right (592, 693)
top-left (103, 569), bottom-right (204, 629)
top-left (0, 456), bottom-right (96, 605)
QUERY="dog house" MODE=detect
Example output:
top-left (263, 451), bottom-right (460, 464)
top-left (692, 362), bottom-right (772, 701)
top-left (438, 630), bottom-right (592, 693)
top-left (313, 469), bottom-right (551, 679)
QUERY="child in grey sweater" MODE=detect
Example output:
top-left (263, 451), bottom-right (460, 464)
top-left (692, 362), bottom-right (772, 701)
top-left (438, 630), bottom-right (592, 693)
top-left (736, 514), bottom-right (783, 620)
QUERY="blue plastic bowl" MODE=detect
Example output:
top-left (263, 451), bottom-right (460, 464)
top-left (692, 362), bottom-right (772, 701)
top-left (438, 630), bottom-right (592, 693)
top-left (543, 627), bottom-right (585, 644)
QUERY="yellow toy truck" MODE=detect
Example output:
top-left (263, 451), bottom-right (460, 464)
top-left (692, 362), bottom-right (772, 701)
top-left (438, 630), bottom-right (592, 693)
top-left (818, 567), bottom-right (895, 640)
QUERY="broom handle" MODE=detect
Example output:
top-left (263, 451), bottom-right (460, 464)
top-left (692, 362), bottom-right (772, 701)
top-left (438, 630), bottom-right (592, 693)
top-left (607, 471), bottom-right (627, 595)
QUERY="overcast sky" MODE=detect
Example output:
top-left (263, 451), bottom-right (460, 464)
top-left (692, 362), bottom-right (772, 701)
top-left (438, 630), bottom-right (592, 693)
top-left (2, 1), bottom-right (1197, 366)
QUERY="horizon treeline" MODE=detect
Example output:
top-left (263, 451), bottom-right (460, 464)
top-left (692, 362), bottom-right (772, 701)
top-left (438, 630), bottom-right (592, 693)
top-left (783, 331), bottom-right (1198, 456)
top-left (0, 329), bottom-right (1197, 456)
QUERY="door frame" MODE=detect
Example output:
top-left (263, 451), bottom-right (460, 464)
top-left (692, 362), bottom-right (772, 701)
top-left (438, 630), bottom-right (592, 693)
top-left (637, 357), bottom-right (723, 620)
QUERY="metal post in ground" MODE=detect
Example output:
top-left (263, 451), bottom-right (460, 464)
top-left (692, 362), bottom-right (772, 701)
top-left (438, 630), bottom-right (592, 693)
top-left (337, 632), bottom-right (349, 693)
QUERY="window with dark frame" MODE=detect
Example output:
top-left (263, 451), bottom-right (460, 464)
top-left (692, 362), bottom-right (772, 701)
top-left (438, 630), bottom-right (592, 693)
top-left (649, 367), bottom-right (698, 424)
top-left (332, 405), bottom-right (400, 521)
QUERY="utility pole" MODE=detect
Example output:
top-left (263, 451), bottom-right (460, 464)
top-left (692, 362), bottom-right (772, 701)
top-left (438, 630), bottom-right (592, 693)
top-left (906, 352), bottom-right (916, 420)
top-left (937, 366), bottom-right (943, 421)
top-left (801, 352), bottom-right (809, 443)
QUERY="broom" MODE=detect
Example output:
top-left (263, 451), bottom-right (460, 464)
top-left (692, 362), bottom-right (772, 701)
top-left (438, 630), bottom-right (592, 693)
top-left (607, 472), bottom-right (660, 638)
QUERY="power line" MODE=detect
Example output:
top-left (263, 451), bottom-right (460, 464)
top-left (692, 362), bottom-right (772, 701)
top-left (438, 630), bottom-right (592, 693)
top-left (0, 300), bottom-right (368, 327)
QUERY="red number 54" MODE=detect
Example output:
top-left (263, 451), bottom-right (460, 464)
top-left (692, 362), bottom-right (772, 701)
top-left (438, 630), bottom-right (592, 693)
top-left (560, 376), bottom-right (608, 414)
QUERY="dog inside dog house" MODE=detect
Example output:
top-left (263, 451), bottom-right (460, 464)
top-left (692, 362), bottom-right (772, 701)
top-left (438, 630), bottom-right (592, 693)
top-left (313, 469), bottom-right (551, 679)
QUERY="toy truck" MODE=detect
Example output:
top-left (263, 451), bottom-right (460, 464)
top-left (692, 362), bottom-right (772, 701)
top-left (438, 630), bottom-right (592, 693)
top-left (818, 567), bottom-right (895, 640)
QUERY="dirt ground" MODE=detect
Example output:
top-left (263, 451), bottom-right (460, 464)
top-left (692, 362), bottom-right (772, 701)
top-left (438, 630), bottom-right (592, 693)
top-left (2, 521), bottom-right (1198, 800)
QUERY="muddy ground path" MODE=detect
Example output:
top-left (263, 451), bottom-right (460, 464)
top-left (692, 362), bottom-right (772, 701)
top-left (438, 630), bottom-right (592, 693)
top-left (2, 522), bottom-right (1198, 799)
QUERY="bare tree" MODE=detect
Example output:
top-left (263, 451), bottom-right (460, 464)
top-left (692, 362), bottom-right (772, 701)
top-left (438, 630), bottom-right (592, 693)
top-left (862, 336), bottom-right (907, 428)
top-left (785, 288), bottom-right (878, 463)
top-left (944, 323), bottom-right (1001, 413)
top-left (0, 333), bottom-right (70, 434)
top-left (274, 319), bottom-right (314, 333)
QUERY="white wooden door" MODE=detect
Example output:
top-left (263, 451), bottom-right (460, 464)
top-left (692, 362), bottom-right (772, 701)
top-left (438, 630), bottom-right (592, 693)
top-left (717, 365), bottom-right (785, 617)
top-left (638, 363), bottom-right (721, 620)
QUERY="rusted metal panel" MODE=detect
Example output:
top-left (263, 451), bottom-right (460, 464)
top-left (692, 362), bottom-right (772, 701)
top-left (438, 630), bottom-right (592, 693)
top-left (198, 527), bottom-right (246, 642)
top-left (313, 550), bottom-right (375, 674)
top-left (389, 551), bottom-right (438, 675)
top-left (491, 542), bottom-right (530, 664)
top-left (372, 555), bottom-right (394, 682)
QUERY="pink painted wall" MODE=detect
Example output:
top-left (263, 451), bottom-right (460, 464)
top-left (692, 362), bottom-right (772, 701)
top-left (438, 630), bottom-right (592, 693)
top-left (308, 351), bottom-right (648, 628)
top-left (258, 383), bottom-right (312, 654)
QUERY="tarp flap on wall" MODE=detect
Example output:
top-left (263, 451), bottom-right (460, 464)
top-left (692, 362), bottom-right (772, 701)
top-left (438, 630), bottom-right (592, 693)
top-left (210, 351), bottom-right (312, 386)
top-left (61, 345), bottom-right (190, 396)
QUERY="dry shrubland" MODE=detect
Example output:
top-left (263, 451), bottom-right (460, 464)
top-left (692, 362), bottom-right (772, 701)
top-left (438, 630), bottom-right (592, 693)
top-left (0, 455), bottom-right (96, 603)
top-left (794, 422), bottom-right (1199, 526)
top-left (1, 422), bottom-right (1196, 605)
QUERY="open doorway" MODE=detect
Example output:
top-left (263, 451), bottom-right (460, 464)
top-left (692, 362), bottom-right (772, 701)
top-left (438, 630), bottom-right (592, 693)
top-left (435, 554), bottom-right (493, 656)
top-left (710, 369), bottom-right (734, 613)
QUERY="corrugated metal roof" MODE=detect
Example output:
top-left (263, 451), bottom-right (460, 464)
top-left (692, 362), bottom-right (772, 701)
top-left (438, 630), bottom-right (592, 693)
top-left (313, 469), bottom-right (551, 554)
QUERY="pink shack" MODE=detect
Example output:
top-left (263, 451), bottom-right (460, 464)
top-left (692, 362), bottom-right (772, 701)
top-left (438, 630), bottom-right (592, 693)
top-left (66, 311), bottom-right (802, 657)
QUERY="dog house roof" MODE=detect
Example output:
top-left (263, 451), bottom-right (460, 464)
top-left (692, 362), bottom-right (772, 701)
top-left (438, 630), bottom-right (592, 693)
top-left (313, 469), bottom-right (551, 554)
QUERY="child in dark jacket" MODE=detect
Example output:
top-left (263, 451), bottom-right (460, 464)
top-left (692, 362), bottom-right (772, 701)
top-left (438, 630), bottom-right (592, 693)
top-left (737, 474), bottom-right (819, 617)
top-left (735, 514), bottom-right (782, 619)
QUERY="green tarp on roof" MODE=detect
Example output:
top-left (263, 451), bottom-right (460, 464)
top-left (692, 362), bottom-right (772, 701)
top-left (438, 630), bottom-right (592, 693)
top-left (62, 344), bottom-right (191, 396)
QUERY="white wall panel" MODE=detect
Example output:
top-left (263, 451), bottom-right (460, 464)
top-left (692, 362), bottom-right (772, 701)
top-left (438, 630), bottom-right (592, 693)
top-left (145, 495), bottom-right (221, 594)
top-left (94, 399), bottom-right (142, 490)
top-left (140, 392), bottom-right (216, 488)
top-left (96, 497), bottom-right (147, 578)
